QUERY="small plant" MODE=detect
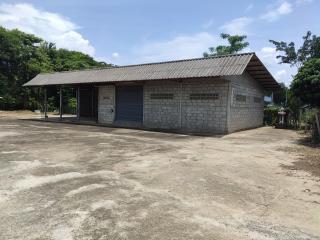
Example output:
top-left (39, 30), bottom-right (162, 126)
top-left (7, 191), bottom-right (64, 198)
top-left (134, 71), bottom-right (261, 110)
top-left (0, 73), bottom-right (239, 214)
top-left (68, 98), bottom-right (77, 114)
top-left (47, 96), bottom-right (57, 112)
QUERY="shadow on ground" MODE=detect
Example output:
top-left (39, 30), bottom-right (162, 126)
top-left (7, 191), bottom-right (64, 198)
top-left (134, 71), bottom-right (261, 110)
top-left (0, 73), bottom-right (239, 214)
top-left (280, 135), bottom-right (320, 178)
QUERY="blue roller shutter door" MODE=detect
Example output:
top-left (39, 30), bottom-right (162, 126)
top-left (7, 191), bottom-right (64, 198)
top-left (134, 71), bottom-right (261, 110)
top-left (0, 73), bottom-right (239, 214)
top-left (115, 85), bottom-right (143, 122)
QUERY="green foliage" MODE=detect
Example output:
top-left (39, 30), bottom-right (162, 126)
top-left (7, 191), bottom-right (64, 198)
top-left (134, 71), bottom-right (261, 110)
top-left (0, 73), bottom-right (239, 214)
top-left (270, 31), bottom-right (320, 67)
top-left (273, 82), bottom-right (288, 106)
top-left (50, 48), bottom-right (108, 72)
top-left (290, 58), bottom-right (320, 107)
top-left (264, 105), bottom-right (281, 125)
top-left (271, 31), bottom-right (320, 137)
top-left (203, 33), bottom-right (249, 57)
top-left (68, 97), bottom-right (77, 114)
top-left (0, 26), bottom-right (111, 110)
top-left (287, 89), bottom-right (301, 123)
top-left (47, 96), bottom-right (57, 112)
top-left (304, 110), bottom-right (316, 125)
top-left (0, 27), bottom-right (45, 109)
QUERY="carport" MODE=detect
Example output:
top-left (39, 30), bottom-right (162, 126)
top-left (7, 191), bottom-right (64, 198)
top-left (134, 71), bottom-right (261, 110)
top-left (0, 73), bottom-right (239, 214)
top-left (40, 84), bottom-right (98, 122)
top-left (77, 86), bottom-right (98, 121)
top-left (39, 83), bottom-right (144, 125)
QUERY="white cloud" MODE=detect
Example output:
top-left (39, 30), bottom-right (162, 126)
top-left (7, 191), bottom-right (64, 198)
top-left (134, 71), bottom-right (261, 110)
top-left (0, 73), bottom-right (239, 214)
top-left (245, 4), bottom-right (254, 13)
top-left (260, 1), bottom-right (293, 22)
top-left (257, 47), bottom-right (278, 64)
top-left (0, 3), bottom-right (95, 56)
top-left (94, 56), bottom-right (112, 64)
top-left (95, 53), bottom-right (121, 65)
top-left (275, 69), bottom-right (287, 78)
top-left (131, 32), bottom-right (217, 63)
top-left (257, 46), bottom-right (296, 85)
top-left (202, 19), bottom-right (214, 29)
top-left (220, 17), bottom-right (253, 35)
top-left (296, 0), bottom-right (313, 5)
top-left (112, 52), bottom-right (120, 59)
top-left (274, 68), bottom-right (295, 85)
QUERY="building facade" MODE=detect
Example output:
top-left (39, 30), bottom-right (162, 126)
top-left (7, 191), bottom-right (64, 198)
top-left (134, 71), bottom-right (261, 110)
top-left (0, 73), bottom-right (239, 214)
top-left (97, 72), bottom-right (264, 133)
top-left (24, 53), bottom-right (279, 134)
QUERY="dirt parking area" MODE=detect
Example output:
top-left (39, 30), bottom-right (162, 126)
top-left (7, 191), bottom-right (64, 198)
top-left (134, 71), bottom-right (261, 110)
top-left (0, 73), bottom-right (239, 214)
top-left (0, 112), bottom-right (319, 240)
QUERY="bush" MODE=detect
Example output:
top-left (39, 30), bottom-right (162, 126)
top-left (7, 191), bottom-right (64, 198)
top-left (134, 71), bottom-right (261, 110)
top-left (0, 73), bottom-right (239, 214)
top-left (0, 95), bottom-right (17, 110)
top-left (67, 98), bottom-right (77, 114)
top-left (264, 106), bottom-right (280, 125)
top-left (47, 96), bottom-right (57, 112)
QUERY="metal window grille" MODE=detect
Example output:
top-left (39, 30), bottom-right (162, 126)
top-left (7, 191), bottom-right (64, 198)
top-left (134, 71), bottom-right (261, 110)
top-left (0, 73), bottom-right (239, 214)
top-left (150, 93), bottom-right (174, 99)
top-left (235, 94), bottom-right (246, 102)
top-left (190, 93), bottom-right (219, 100)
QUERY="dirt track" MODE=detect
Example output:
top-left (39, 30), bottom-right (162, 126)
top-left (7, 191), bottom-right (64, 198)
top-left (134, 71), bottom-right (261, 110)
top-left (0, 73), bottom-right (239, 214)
top-left (0, 112), bottom-right (319, 240)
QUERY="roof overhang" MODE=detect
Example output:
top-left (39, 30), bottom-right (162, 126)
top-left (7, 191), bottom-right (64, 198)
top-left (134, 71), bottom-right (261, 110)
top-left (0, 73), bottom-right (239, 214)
top-left (23, 52), bottom-right (280, 91)
top-left (245, 54), bottom-right (280, 91)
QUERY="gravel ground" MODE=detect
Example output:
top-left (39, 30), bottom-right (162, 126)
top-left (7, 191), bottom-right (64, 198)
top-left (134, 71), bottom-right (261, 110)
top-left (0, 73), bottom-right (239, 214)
top-left (0, 112), bottom-right (319, 240)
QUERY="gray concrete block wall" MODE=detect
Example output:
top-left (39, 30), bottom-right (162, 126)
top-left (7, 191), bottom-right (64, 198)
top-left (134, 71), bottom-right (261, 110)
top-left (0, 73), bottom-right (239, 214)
top-left (181, 79), bottom-right (228, 133)
top-left (144, 78), bottom-right (229, 133)
top-left (98, 85), bottom-right (115, 124)
top-left (225, 72), bottom-right (264, 132)
top-left (97, 73), bottom-right (263, 134)
top-left (143, 80), bottom-right (180, 129)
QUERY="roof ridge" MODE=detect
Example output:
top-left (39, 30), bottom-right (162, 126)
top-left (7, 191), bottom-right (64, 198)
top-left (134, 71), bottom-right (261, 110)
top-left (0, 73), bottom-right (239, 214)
top-left (38, 52), bottom-right (256, 75)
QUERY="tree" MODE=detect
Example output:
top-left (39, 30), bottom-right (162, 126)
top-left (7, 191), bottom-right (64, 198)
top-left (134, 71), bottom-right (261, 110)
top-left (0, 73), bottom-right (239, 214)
top-left (273, 82), bottom-right (288, 106)
top-left (270, 31), bottom-right (320, 137)
top-left (203, 33), bottom-right (249, 57)
top-left (48, 48), bottom-right (108, 72)
top-left (290, 58), bottom-right (320, 107)
top-left (0, 26), bottom-right (111, 110)
top-left (0, 27), bottom-right (51, 109)
top-left (270, 31), bottom-right (320, 68)
top-left (287, 89), bottom-right (302, 128)
top-left (292, 58), bottom-right (320, 138)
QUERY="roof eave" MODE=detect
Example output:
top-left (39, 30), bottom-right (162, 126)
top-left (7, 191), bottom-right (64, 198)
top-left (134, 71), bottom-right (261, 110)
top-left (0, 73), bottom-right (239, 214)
top-left (245, 54), bottom-right (280, 91)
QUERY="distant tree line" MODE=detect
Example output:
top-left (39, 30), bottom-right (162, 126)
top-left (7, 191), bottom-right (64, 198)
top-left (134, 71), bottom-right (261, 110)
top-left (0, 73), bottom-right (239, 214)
top-left (0, 26), bottom-right (111, 110)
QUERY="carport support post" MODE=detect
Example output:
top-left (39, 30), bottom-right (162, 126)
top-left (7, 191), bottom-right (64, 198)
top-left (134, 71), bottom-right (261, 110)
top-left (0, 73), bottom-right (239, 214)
top-left (59, 86), bottom-right (63, 120)
top-left (91, 86), bottom-right (94, 118)
top-left (179, 80), bottom-right (182, 129)
top-left (44, 87), bottom-right (48, 119)
top-left (77, 86), bottom-right (80, 120)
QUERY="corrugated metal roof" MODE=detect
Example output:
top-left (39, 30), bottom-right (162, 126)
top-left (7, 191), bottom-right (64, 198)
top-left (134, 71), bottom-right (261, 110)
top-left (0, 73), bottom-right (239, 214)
top-left (23, 52), bottom-right (279, 90)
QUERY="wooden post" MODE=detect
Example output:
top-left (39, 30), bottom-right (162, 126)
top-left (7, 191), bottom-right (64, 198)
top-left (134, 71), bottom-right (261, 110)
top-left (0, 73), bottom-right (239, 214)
top-left (179, 81), bottom-right (182, 129)
top-left (37, 87), bottom-right (40, 110)
top-left (44, 87), bottom-right (48, 119)
top-left (315, 109), bottom-right (320, 137)
top-left (91, 86), bottom-right (94, 120)
top-left (59, 86), bottom-right (63, 120)
top-left (77, 86), bottom-right (80, 120)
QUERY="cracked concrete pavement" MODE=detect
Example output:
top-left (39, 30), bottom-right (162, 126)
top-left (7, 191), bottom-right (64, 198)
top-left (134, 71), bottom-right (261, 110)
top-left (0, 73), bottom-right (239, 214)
top-left (0, 114), bottom-right (319, 239)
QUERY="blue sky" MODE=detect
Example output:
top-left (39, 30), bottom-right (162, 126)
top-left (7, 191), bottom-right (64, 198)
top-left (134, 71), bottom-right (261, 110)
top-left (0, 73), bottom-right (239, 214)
top-left (0, 0), bottom-right (319, 85)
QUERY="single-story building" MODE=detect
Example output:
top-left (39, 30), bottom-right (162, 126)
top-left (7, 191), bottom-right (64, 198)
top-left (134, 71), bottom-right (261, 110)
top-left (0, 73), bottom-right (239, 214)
top-left (24, 52), bottom-right (279, 134)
